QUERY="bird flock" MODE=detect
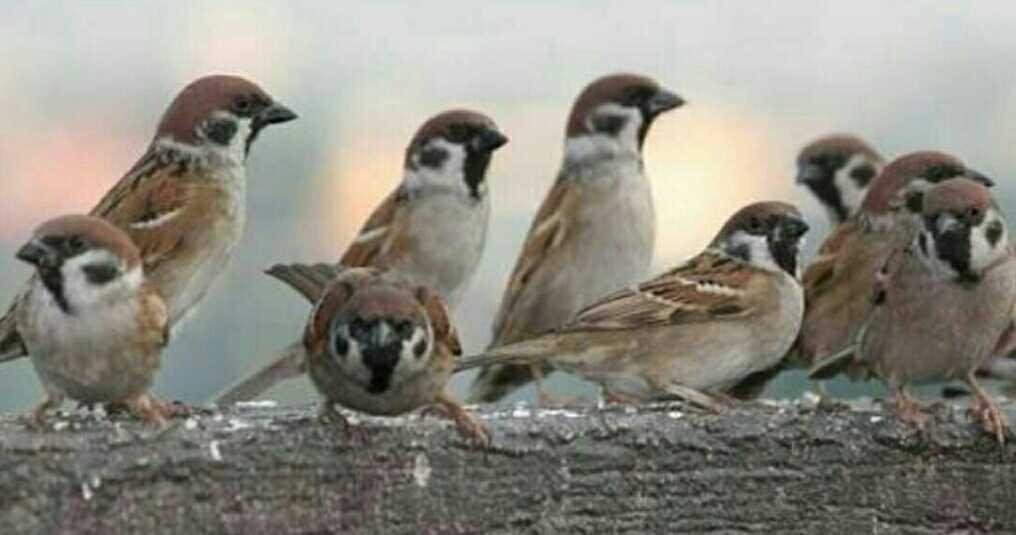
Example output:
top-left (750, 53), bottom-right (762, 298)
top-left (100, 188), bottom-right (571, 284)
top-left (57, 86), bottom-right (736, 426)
top-left (1, 72), bottom-right (1013, 447)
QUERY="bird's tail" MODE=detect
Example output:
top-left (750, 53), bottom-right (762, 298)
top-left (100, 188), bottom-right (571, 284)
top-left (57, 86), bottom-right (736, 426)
top-left (212, 342), bottom-right (307, 405)
top-left (0, 306), bottom-right (27, 363)
top-left (211, 262), bottom-right (342, 405)
top-left (265, 262), bottom-right (341, 303)
top-left (460, 339), bottom-right (556, 403)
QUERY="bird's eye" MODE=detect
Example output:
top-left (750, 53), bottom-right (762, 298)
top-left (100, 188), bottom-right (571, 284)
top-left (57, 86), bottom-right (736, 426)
top-left (232, 96), bottom-right (253, 114)
top-left (394, 320), bottom-right (415, 339)
top-left (446, 124), bottom-right (471, 143)
top-left (623, 86), bottom-right (653, 106)
top-left (349, 318), bottom-right (370, 340)
top-left (747, 217), bottom-right (765, 234)
top-left (966, 207), bottom-right (981, 220)
top-left (925, 164), bottom-right (961, 182)
top-left (66, 236), bottom-right (87, 254)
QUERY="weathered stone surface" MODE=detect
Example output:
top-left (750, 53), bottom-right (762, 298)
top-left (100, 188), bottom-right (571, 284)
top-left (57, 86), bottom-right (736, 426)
top-left (0, 399), bottom-right (1014, 534)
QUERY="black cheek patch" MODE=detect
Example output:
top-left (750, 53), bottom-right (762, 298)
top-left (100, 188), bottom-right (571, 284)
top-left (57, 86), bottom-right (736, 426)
top-left (726, 243), bottom-right (751, 264)
top-left (332, 334), bottom-right (349, 357)
top-left (418, 147), bottom-right (449, 169)
top-left (850, 163), bottom-right (876, 187)
top-left (205, 118), bottom-right (238, 146)
top-left (917, 233), bottom-right (929, 256)
top-left (591, 114), bottom-right (626, 136)
top-left (82, 264), bottom-right (119, 285)
top-left (905, 191), bottom-right (925, 214)
top-left (986, 221), bottom-right (1004, 247)
top-left (413, 339), bottom-right (427, 359)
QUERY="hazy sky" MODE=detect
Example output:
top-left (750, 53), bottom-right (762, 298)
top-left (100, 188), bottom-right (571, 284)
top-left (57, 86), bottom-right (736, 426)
top-left (1, 1), bottom-right (1015, 410)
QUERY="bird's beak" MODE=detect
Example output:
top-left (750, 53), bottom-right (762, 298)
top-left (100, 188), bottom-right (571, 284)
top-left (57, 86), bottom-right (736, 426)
top-left (255, 102), bottom-right (298, 128)
top-left (646, 89), bottom-right (685, 116)
top-left (471, 128), bottom-right (509, 153)
top-left (16, 240), bottom-right (59, 269)
top-left (965, 168), bottom-right (994, 188)
top-left (796, 163), bottom-right (827, 184)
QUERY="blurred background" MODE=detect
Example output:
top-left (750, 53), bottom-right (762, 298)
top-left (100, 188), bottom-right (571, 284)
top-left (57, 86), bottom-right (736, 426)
top-left (2, 1), bottom-right (1016, 411)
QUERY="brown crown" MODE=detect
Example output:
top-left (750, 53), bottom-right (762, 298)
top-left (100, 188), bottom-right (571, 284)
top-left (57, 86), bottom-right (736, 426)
top-left (565, 73), bottom-right (660, 137)
top-left (860, 151), bottom-right (965, 214)
top-left (922, 178), bottom-right (995, 217)
top-left (797, 133), bottom-right (883, 166)
top-left (404, 109), bottom-right (498, 166)
top-left (155, 75), bottom-right (272, 143)
top-left (712, 201), bottom-right (803, 245)
top-left (33, 215), bottom-right (140, 268)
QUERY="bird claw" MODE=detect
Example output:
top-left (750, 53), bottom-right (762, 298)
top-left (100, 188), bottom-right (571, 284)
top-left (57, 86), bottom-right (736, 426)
top-left (969, 396), bottom-right (1008, 444)
top-left (431, 396), bottom-right (489, 447)
top-left (892, 393), bottom-right (931, 431)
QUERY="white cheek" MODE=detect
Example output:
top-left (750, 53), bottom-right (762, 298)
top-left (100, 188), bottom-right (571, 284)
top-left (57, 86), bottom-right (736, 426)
top-left (60, 252), bottom-right (140, 310)
top-left (331, 325), bottom-right (433, 388)
top-left (833, 155), bottom-right (877, 216)
top-left (331, 326), bottom-right (372, 385)
top-left (971, 214), bottom-right (1008, 272)
top-left (225, 118), bottom-right (253, 163)
top-left (390, 328), bottom-right (432, 384)
top-left (726, 230), bottom-right (781, 273)
top-left (564, 103), bottom-right (643, 164)
top-left (404, 139), bottom-right (468, 195)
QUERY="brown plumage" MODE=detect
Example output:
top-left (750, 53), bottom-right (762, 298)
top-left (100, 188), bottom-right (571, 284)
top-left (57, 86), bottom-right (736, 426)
top-left (284, 267), bottom-right (485, 444)
top-left (795, 134), bottom-right (884, 224)
top-left (0, 74), bottom-right (296, 365)
top-left (14, 215), bottom-right (170, 427)
top-left (468, 73), bottom-right (683, 404)
top-left (459, 202), bottom-right (807, 411)
top-left (213, 110), bottom-right (505, 405)
top-left (811, 179), bottom-right (1015, 442)
top-left (796, 151), bottom-right (992, 372)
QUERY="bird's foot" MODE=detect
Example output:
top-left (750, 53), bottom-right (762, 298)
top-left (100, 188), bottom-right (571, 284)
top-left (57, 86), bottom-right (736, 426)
top-left (969, 393), bottom-right (1008, 444)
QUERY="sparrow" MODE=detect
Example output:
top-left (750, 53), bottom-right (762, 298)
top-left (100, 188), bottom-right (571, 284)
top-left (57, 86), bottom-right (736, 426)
top-left (456, 202), bottom-right (808, 411)
top-left (810, 179), bottom-right (1015, 443)
top-left (269, 264), bottom-right (488, 445)
top-left (0, 74), bottom-right (296, 363)
top-left (467, 73), bottom-right (684, 404)
top-left (212, 110), bottom-right (507, 404)
top-left (14, 215), bottom-right (170, 427)
top-left (795, 134), bottom-right (884, 224)
top-left (795, 151), bottom-right (993, 374)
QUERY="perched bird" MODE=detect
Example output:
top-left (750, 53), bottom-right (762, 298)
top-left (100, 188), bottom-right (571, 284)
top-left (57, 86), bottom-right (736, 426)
top-left (796, 151), bottom-right (992, 373)
top-left (269, 265), bottom-right (487, 445)
top-left (468, 73), bottom-right (684, 404)
top-left (212, 110), bottom-right (507, 404)
top-left (811, 179), bottom-right (1015, 443)
top-left (0, 74), bottom-right (296, 364)
top-left (795, 134), bottom-right (884, 225)
top-left (14, 215), bottom-right (170, 426)
top-left (337, 110), bottom-right (507, 307)
top-left (456, 202), bottom-right (808, 411)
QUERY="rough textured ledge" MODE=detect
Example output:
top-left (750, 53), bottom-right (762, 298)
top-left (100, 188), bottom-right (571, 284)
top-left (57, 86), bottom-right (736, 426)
top-left (0, 398), bottom-right (1014, 534)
